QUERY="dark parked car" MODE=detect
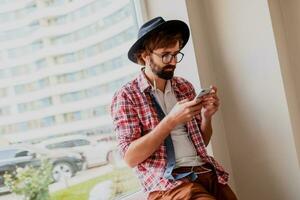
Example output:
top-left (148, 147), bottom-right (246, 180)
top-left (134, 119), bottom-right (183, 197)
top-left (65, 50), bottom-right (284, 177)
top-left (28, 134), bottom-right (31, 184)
top-left (0, 145), bottom-right (85, 194)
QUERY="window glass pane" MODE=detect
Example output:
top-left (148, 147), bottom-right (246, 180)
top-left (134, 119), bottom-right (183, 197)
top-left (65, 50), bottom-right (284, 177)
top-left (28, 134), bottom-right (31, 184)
top-left (0, 0), bottom-right (141, 199)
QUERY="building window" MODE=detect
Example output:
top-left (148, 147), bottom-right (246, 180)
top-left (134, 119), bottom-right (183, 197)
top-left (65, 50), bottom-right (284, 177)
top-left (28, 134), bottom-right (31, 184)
top-left (0, 0), bottom-right (141, 199)
top-left (40, 116), bottom-right (55, 127)
top-left (18, 97), bottom-right (53, 113)
top-left (0, 106), bottom-right (10, 116)
top-left (0, 88), bottom-right (7, 97)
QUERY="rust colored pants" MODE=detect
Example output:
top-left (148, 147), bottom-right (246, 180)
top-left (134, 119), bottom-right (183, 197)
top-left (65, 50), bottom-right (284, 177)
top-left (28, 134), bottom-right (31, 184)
top-left (148, 166), bottom-right (238, 200)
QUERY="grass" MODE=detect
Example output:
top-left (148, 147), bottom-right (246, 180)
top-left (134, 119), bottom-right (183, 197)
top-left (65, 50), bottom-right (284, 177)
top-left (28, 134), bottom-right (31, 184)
top-left (51, 167), bottom-right (140, 200)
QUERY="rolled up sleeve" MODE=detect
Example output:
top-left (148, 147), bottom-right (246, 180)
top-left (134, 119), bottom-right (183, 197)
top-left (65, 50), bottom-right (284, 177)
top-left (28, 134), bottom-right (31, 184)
top-left (110, 91), bottom-right (141, 158)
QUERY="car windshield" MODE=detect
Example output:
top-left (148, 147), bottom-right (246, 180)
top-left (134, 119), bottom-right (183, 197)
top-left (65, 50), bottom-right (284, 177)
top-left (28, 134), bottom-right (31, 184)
top-left (45, 139), bottom-right (90, 149)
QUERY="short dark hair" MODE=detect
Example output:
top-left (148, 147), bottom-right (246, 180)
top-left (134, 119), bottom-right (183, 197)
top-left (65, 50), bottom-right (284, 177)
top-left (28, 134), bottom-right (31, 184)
top-left (134, 31), bottom-right (183, 65)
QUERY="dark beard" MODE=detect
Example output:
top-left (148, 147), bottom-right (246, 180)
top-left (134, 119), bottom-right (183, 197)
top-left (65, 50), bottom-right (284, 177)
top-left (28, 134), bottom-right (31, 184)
top-left (149, 57), bottom-right (175, 80)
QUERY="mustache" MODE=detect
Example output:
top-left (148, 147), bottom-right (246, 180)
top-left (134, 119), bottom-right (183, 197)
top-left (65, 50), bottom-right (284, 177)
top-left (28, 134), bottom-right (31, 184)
top-left (163, 65), bottom-right (176, 71)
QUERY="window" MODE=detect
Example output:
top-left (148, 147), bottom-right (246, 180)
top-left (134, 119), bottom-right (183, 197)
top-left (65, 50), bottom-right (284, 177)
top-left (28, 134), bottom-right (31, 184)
top-left (9, 61), bottom-right (47, 78)
top-left (0, 0), bottom-right (141, 199)
top-left (40, 116), bottom-right (55, 127)
top-left (0, 88), bottom-right (7, 97)
top-left (0, 68), bottom-right (8, 79)
top-left (50, 0), bottom-right (112, 26)
top-left (17, 122), bottom-right (29, 132)
top-left (73, 139), bottom-right (90, 146)
top-left (0, 106), bottom-right (10, 116)
top-left (46, 141), bottom-right (71, 149)
top-left (0, 21), bottom-right (39, 41)
top-left (15, 150), bottom-right (30, 157)
top-left (12, 3), bottom-right (37, 20)
top-left (18, 97), bottom-right (52, 113)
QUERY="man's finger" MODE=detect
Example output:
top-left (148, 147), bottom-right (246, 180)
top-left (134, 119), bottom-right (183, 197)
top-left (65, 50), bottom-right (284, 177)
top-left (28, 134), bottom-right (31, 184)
top-left (201, 98), bottom-right (218, 104)
top-left (189, 104), bottom-right (202, 112)
top-left (210, 85), bottom-right (217, 94)
top-left (184, 99), bottom-right (201, 107)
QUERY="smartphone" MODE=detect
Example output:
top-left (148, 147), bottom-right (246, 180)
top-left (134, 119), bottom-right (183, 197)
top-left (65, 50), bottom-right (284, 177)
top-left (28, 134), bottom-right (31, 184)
top-left (194, 88), bottom-right (212, 102)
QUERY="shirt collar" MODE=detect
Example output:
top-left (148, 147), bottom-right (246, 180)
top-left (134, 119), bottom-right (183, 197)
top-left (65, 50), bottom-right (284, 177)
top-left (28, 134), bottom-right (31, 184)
top-left (137, 68), bottom-right (153, 93)
top-left (153, 80), bottom-right (172, 94)
top-left (170, 78), bottom-right (181, 96)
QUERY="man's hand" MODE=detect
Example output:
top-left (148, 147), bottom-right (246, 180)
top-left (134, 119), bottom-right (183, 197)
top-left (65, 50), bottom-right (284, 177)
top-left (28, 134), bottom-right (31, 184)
top-left (200, 86), bottom-right (220, 120)
top-left (167, 98), bottom-right (202, 126)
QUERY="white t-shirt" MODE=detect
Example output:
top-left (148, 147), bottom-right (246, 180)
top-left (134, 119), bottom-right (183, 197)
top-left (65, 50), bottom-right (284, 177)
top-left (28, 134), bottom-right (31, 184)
top-left (152, 80), bottom-right (204, 168)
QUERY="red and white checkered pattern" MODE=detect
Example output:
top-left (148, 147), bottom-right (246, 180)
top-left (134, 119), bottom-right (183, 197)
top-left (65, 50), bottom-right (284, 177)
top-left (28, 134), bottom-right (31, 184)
top-left (111, 71), bottom-right (229, 193)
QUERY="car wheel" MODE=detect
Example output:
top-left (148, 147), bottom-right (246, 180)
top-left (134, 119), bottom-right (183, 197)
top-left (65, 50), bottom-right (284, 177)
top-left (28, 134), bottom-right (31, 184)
top-left (107, 149), bottom-right (121, 164)
top-left (52, 162), bottom-right (75, 182)
top-left (106, 150), bottom-right (114, 164)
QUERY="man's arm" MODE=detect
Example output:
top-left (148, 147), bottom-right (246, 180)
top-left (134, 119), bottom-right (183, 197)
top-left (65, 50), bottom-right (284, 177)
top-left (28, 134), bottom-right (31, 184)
top-left (111, 92), bottom-right (203, 168)
top-left (124, 116), bottom-right (175, 167)
top-left (199, 86), bottom-right (220, 146)
top-left (124, 99), bottom-right (203, 167)
top-left (200, 117), bottom-right (213, 146)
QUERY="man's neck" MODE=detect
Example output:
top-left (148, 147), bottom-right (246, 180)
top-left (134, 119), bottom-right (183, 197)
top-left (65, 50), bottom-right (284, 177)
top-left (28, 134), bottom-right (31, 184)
top-left (144, 67), bottom-right (167, 92)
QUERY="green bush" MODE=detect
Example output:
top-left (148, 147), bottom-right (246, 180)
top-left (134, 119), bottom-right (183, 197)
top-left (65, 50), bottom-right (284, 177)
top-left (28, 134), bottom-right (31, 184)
top-left (51, 167), bottom-right (140, 200)
top-left (4, 160), bottom-right (53, 200)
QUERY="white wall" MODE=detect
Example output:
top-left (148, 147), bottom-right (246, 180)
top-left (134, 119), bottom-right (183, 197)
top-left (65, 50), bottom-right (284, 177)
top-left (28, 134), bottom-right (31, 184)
top-left (142, 0), bottom-right (300, 199)
top-left (185, 0), bottom-right (300, 199)
top-left (268, 0), bottom-right (300, 167)
top-left (143, 0), bottom-right (200, 88)
top-left (144, 0), bottom-right (237, 192)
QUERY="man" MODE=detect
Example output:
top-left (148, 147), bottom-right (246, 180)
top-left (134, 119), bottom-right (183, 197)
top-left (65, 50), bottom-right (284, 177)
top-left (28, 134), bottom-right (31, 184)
top-left (111, 16), bottom-right (237, 200)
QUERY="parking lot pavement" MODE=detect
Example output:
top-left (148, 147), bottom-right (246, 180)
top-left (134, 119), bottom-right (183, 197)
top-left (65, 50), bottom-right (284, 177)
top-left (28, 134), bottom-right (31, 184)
top-left (0, 165), bottom-right (114, 200)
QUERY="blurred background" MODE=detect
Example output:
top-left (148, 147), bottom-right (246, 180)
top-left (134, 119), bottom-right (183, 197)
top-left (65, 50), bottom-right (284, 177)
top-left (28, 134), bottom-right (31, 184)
top-left (1, 0), bottom-right (300, 200)
top-left (0, 0), bottom-right (142, 199)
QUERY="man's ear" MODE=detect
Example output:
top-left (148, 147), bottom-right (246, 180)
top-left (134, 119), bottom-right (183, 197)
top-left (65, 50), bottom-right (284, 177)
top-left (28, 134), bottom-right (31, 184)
top-left (141, 52), bottom-right (150, 65)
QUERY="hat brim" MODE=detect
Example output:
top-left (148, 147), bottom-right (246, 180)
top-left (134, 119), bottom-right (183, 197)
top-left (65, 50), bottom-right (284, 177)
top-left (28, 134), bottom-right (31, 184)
top-left (128, 20), bottom-right (190, 64)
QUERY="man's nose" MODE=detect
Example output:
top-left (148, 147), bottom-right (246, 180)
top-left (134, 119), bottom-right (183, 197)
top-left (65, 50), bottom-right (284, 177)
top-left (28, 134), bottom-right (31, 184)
top-left (169, 56), bottom-right (177, 65)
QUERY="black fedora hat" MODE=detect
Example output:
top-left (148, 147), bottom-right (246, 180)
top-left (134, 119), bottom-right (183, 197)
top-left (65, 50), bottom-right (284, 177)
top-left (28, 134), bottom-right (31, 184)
top-left (128, 16), bottom-right (190, 64)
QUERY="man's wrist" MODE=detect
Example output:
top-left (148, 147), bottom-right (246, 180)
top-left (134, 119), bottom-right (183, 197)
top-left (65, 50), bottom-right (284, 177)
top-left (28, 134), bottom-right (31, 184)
top-left (202, 116), bottom-right (212, 124)
top-left (164, 115), bottom-right (177, 130)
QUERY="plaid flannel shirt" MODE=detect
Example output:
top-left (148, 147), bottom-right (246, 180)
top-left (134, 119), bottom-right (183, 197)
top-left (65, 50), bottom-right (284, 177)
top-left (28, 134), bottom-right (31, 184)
top-left (110, 70), bottom-right (229, 194)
